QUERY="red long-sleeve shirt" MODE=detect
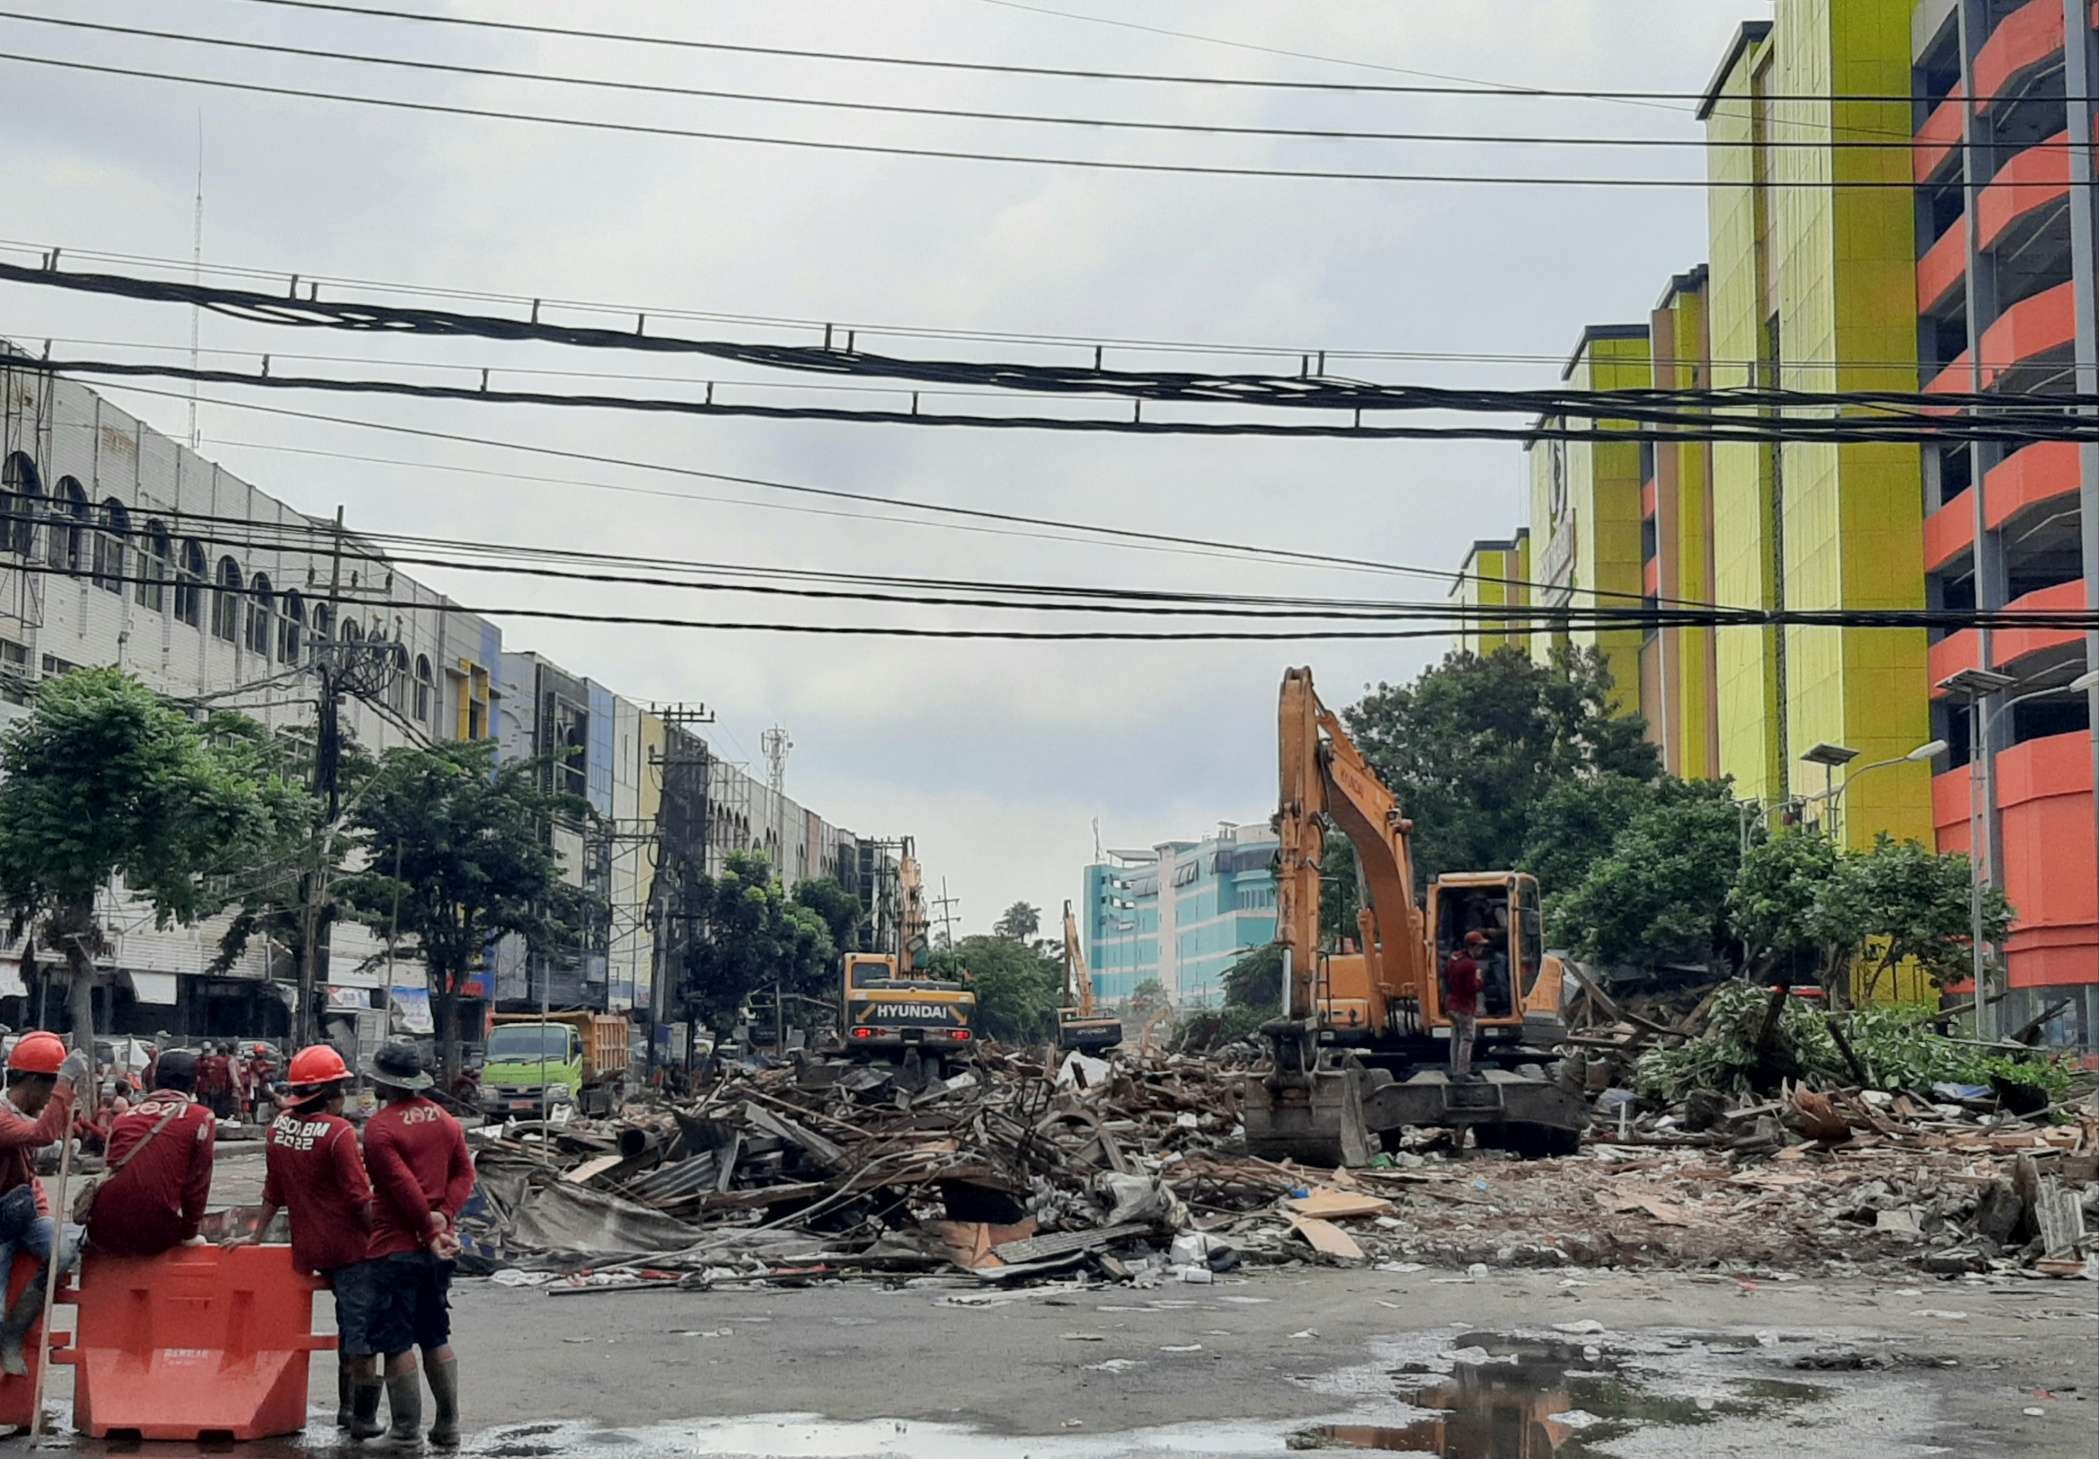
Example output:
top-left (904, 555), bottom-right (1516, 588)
top-left (84, 1092), bottom-right (216, 1255)
top-left (0, 1082), bottom-right (76, 1216)
top-left (362, 1098), bottom-right (473, 1260)
top-left (1443, 953), bottom-right (1482, 1016)
top-left (262, 1110), bottom-right (373, 1274)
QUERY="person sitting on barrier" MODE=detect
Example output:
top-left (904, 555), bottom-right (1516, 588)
top-left (363, 1040), bottom-right (473, 1450)
top-left (227, 1044), bottom-right (382, 1439)
top-left (83, 1049), bottom-right (216, 1258)
top-left (0, 1031), bottom-right (92, 1376)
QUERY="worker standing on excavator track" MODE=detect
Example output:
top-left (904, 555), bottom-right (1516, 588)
top-left (1443, 932), bottom-right (1487, 1078)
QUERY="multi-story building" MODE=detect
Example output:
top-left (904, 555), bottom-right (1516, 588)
top-left (1082, 823), bottom-right (1279, 1010)
top-left (0, 355), bottom-right (887, 1050)
top-left (1451, 1), bottom-right (2098, 1039)
top-left (1446, 530), bottom-right (1531, 655)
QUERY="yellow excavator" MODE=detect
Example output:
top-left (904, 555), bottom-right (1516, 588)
top-left (1243, 667), bottom-right (1583, 1166)
top-left (838, 838), bottom-right (977, 1087)
top-left (1056, 899), bottom-right (1123, 1052)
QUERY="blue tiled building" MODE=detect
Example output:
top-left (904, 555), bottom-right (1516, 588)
top-left (1082, 823), bottom-right (1278, 1010)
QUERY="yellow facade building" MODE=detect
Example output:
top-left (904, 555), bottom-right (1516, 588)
top-left (1447, 530), bottom-right (1531, 656)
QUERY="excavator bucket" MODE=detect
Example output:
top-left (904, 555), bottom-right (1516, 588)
top-left (1241, 1062), bottom-right (1376, 1168)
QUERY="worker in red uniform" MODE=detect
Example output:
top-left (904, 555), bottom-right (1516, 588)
top-left (1442, 931), bottom-right (1487, 1079)
top-left (245, 1044), bottom-right (278, 1124)
top-left (83, 1049), bottom-right (215, 1257)
top-left (228, 1044), bottom-right (381, 1437)
top-left (363, 1041), bottom-right (474, 1448)
top-left (0, 1032), bottom-right (92, 1376)
top-left (196, 1043), bottom-right (233, 1119)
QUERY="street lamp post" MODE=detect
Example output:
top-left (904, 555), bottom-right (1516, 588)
top-left (1936, 665), bottom-right (2099, 1038)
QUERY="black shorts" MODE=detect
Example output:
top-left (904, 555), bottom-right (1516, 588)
top-left (365, 1250), bottom-right (454, 1356)
top-left (325, 1259), bottom-right (382, 1359)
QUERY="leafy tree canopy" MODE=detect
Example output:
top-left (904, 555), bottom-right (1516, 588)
top-left (791, 877), bottom-right (866, 953)
top-left (1550, 779), bottom-right (1742, 972)
top-left (1343, 645), bottom-right (1659, 887)
top-left (680, 850), bottom-right (835, 1036)
top-left (993, 900), bottom-right (1042, 941)
top-left (927, 932), bottom-right (1063, 1043)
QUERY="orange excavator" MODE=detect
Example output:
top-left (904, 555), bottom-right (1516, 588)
top-left (1243, 667), bottom-right (1583, 1166)
top-left (1056, 899), bottom-right (1123, 1052)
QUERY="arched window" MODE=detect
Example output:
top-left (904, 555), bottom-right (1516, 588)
top-left (48, 478), bottom-right (88, 575)
top-left (246, 572), bottom-right (275, 655)
top-left (309, 602), bottom-right (334, 663)
top-left (414, 653), bottom-right (434, 723)
top-left (341, 617), bottom-right (363, 644)
top-left (175, 539), bottom-right (207, 627)
top-left (388, 639), bottom-right (411, 714)
top-left (92, 498), bottom-right (129, 593)
top-left (135, 519), bottom-right (171, 612)
top-left (1, 451), bottom-right (41, 558)
top-left (211, 556), bottom-right (243, 642)
top-left (280, 589), bottom-right (305, 663)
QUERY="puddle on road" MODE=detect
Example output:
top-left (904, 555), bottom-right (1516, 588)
top-left (1291, 1332), bottom-right (1824, 1456)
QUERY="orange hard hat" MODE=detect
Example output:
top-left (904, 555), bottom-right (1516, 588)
top-left (286, 1044), bottom-right (350, 1088)
top-left (7, 1030), bottom-right (67, 1075)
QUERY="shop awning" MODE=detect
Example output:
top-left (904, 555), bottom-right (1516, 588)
top-left (124, 971), bottom-right (180, 1006)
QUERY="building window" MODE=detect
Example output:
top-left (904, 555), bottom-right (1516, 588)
top-left (175, 539), bottom-right (207, 627)
top-left (212, 556), bottom-right (244, 642)
top-left (309, 602), bottom-right (333, 662)
top-left (40, 653), bottom-right (80, 679)
top-left (1, 452), bottom-right (42, 558)
top-left (414, 653), bottom-right (433, 722)
top-left (49, 477), bottom-right (88, 575)
top-left (136, 519), bottom-right (171, 612)
top-left (246, 572), bottom-right (275, 656)
top-left (92, 497), bottom-right (128, 593)
top-left (280, 589), bottom-right (305, 663)
top-left (387, 640), bottom-right (410, 715)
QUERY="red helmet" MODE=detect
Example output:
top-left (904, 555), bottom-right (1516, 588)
top-left (7, 1031), bottom-right (66, 1075)
top-left (286, 1044), bottom-right (350, 1089)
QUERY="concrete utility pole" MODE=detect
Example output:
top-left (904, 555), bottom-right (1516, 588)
top-left (761, 724), bottom-right (792, 875)
top-left (932, 880), bottom-right (960, 950)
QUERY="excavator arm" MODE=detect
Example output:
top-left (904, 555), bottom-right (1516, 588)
top-left (1058, 897), bottom-right (1123, 1052)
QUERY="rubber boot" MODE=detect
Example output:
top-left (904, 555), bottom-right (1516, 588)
top-left (424, 1356), bottom-right (460, 1448)
top-left (384, 1371), bottom-right (423, 1448)
top-left (337, 1361), bottom-right (355, 1428)
top-left (349, 1379), bottom-right (387, 1441)
top-left (0, 1268), bottom-right (45, 1378)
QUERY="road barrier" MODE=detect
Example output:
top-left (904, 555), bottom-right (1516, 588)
top-left (55, 1244), bottom-right (335, 1440)
top-left (0, 1251), bottom-right (58, 1431)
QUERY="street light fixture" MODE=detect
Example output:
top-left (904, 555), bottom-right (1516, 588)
top-left (1932, 664), bottom-right (2099, 1038)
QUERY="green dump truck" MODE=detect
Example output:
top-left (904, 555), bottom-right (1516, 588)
top-left (479, 1010), bottom-right (629, 1118)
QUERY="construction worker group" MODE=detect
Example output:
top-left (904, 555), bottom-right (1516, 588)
top-left (0, 1031), bottom-right (473, 1448)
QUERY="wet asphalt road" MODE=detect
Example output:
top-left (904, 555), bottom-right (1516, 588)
top-left (23, 1145), bottom-right (2098, 1457)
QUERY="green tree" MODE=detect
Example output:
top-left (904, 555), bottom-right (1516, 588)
top-left (1343, 645), bottom-right (1659, 887)
top-left (1129, 977), bottom-right (1171, 1026)
top-left (1727, 830), bottom-right (1861, 993)
top-left (0, 669), bottom-right (309, 1046)
top-left (791, 877), bottom-right (866, 953)
top-left (929, 932), bottom-right (1063, 1043)
top-left (993, 900), bottom-right (1042, 941)
top-left (680, 850), bottom-right (836, 1037)
top-left (1221, 943), bottom-right (1283, 1013)
top-left (1847, 834), bottom-right (2011, 998)
top-left (1551, 779), bottom-right (1743, 972)
top-left (336, 740), bottom-right (596, 1084)
top-left (1520, 773), bottom-right (1668, 902)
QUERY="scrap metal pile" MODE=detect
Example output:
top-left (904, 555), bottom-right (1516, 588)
top-left (458, 999), bottom-right (2097, 1292)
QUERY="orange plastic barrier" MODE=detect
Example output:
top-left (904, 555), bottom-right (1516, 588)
top-left (55, 1244), bottom-right (336, 1441)
top-left (0, 1251), bottom-right (58, 1432)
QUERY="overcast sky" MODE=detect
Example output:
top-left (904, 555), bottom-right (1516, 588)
top-left (1, 0), bottom-right (1755, 939)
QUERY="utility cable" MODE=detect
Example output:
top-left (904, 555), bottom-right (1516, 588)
top-left (0, 52), bottom-right (2016, 190)
top-left (19, 353), bottom-right (2098, 447)
top-left (0, 10), bottom-right (2006, 154)
top-left (214, 0), bottom-right (2082, 107)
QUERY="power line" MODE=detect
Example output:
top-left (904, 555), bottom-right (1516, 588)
top-left (20, 353), bottom-right (2098, 447)
top-left (0, 238), bottom-right (2035, 374)
top-left (215, 0), bottom-right (2074, 107)
top-left (0, 52), bottom-right (2012, 190)
top-left (8, 267), bottom-right (2079, 435)
top-left (0, 10), bottom-right (1993, 153)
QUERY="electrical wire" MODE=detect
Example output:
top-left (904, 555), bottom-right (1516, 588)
top-left (216, 0), bottom-right (2084, 107)
top-left (19, 353), bottom-right (2098, 447)
top-left (6, 267), bottom-right (2081, 433)
top-left (0, 238), bottom-right (2045, 375)
top-left (0, 52), bottom-right (2010, 190)
top-left (0, 10), bottom-right (2013, 154)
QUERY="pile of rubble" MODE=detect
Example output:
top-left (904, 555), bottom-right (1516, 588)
top-left (456, 1023), bottom-right (2097, 1294)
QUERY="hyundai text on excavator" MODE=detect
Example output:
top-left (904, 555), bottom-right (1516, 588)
top-left (1056, 899), bottom-right (1122, 1052)
top-left (837, 838), bottom-right (977, 1088)
top-left (1243, 667), bottom-right (1584, 1166)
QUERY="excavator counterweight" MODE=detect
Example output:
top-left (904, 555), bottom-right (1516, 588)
top-left (1242, 668), bottom-right (1584, 1165)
